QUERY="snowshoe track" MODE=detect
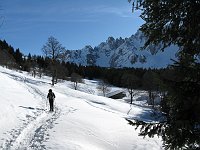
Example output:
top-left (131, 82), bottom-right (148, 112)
top-left (0, 72), bottom-right (62, 150)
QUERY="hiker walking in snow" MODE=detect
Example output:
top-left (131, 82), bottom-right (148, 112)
top-left (47, 89), bottom-right (55, 111)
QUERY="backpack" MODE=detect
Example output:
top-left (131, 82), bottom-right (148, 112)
top-left (48, 92), bottom-right (55, 99)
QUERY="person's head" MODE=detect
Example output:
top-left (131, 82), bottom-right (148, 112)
top-left (49, 89), bottom-right (52, 93)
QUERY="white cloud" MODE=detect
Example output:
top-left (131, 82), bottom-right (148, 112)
top-left (90, 5), bottom-right (133, 18)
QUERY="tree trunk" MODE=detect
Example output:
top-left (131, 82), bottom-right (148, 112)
top-left (52, 69), bottom-right (56, 86)
top-left (130, 89), bottom-right (133, 104)
top-left (74, 82), bottom-right (77, 90)
top-left (52, 76), bottom-right (55, 86)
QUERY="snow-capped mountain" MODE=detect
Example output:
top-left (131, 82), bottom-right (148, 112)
top-left (65, 30), bottom-right (178, 68)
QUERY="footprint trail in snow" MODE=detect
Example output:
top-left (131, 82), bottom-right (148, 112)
top-left (0, 73), bottom-right (62, 150)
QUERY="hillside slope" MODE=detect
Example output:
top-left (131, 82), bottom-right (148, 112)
top-left (0, 67), bottom-right (163, 150)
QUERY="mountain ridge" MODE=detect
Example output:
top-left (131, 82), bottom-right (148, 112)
top-left (65, 30), bottom-right (178, 68)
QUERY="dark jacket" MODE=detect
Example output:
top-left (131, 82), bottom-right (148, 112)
top-left (47, 92), bottom-right (55, 100)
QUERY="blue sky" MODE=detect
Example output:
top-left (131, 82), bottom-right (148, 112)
top-left (0, 0), bottom-right (143, 55)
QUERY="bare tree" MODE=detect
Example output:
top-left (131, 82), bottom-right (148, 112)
top-left (71, 72), bottom-right (82, 90)
top-left (121, 73), bottom-right (140, 104)
top-left (97, 80), bottom-right (110, 97)
top-left (42, 36), bottom-right (66, 85)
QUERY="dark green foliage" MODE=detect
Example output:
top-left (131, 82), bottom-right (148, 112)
top-left (0, 40), bottom-right (21, 68)
top-left (0, 49), bottom-right (16, 68)
top-left (56, 61), bottom-right (69, 80)
top-left (127, 118), bottom-right (200, 150)
top-left (129, 0), bottom-right (200, 54)
top-left (142, 70), bottom-right (161, 106)
top-left (14, 49), bottom-right (23, 66)
top-left (128, 0), bottom-right (200, 149)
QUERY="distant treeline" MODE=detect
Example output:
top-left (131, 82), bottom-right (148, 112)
top-left (0, 39), bottom-right (171, 92)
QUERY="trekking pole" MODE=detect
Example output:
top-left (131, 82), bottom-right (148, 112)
top-left (46, 98), bottom-right (48, 111)
top-left (54, 98), bottom-right (56, 113)
top-left (54, 99), bottom-right (56, 113)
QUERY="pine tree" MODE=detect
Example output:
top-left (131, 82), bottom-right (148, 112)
top-left (14, 48), bottom-right (23, 67)
top-left (127, 0), bottom-right (200, 149)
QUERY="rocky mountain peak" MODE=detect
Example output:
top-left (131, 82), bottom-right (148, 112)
top-left (65, 30), bottom-right (177, 68)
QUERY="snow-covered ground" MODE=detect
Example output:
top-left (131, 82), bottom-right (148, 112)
top-left (0, 66), bottom-right (163, 150)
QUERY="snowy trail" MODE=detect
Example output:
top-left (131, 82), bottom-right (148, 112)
top-left (9, 108), bottom-right (61, 150)
top-left (0, 67), bottom-right (163, 150)
top-left (0, 72), bottom-right (62, 150)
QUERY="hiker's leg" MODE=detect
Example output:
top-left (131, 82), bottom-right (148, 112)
top-left (49, 99), bottom-right (51, 111)
top-left (51, 102), bottom-right (53, 111)
top-left (49, 99), bottom-right (53, 111)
